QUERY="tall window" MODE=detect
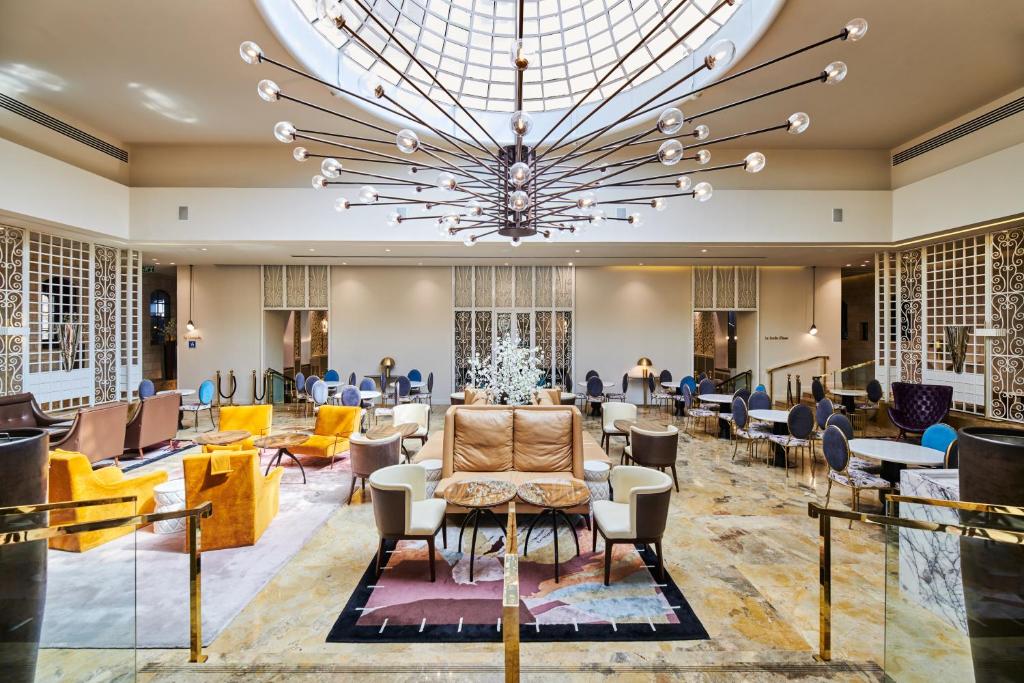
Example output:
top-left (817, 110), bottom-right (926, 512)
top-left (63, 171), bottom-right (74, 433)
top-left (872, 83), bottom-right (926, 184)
top-left (149, 289), bottom-right (170, 344)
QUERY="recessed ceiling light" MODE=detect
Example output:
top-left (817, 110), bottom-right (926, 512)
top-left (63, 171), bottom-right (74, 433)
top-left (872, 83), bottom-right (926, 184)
top-left (701, 249), bottom-right (707, 253)
top-left (504, 262), bottom-right (509, 266)
top-left (568, 261), bottom-right (574, 266)
top-left (169, 262), bottom-right (175, 265)
top-left (200, 247), bottom-right (207, 251)
top-left (575, 249), bottom-right (580, 253)
top-left (151, 258), bottom-right (158, 261)
top-left (639, 262), bottom-right (644, 266)
top-left (845, 263), bottom-right (851, 267)
top-left (308, 248), bottom-right (315, 252)
top-left (385, 248), bottom-right (391, 252)
top-left (418, 262), bottom-right (423, 266)
top-left (342, 261), bottom-right (347, 265)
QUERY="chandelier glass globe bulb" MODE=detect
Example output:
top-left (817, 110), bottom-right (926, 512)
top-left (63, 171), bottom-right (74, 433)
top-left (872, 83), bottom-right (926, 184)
top-left (744, 152), bottom-right (766, 173)
top-left (436, 172), bottom-right (457, 191)
top-left (657, 108), bottom-right (684, 135)
top-left (508, 190), bottom-right (530, 212)
top-left (575, 191), bottom-right (595, 210)
top-left (695, 149), bottom-right (711, 165)
top-left (239, 41), bottom-right (263, 65)
top-left (358, 72), bottom-right (384, 97)
top-left (509, 39), bottom-right (536, 69)
top-left (334, 197), bottom-right (350, 212)
top-left (706, 39), bottom-right (735, 71)
top-left (589, 208), bottom-right (606, 225)
top-left (844, 18), bottom-right (869, 42)
top-left (510, 238), bottom-right (522, 248)
top-left (320, 157), bottom-right (343, 178)
top-left (508, 161), bottom-right (531, 186)
top-left (395, 129), bottom-right (419, 154)
top-left (293, 146), bottom-right (309, 162)
top-left (693, 181), bottom-right (713, 202)
top-left (358, 185), bottom-right (379, 203)
top-left (693, 124), bottom-right (710, 141)
top-left (273, 121), bottom-right (296, 143)
top-left (463, 236), bottom-right (475, 247)
top-left (651, 198), bottom-right (666, 211)
top-left (543, 230), bottom-right (553, 241)
top-left (311, 174), bottom-right (327, 189)
top-left (386, 211), bottom-right (401, 226)
top-left (675, 175), bottom-right (692, 191)
top-left (823, 61), bottom-right (848, 85)
top-left (257, 79), bottom-right (280, 102)
top-left (465, 199), bottom-right (483, 216)
top-left (444, 214), bottom-right (461, 227)
top-left (627, 213), bottom-right (643, 227)
top-left (788, 112), bottom-right (811, 134)
top-left (509, 110), bottom-right (533, 137)
top-left (657, 139), bottom-right (684, 166)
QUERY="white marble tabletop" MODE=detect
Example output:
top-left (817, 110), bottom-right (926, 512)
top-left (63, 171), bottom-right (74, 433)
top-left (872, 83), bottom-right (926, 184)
top-left (360, 390), bottom-right (382, 400)
top-left (660, 381), bottom-right (678, 389)
top-left (699, 393), bottom-right (734, 403)
top-left (388, 379), bottom-right (426, 389)
top-left (832, 388), bottom-right (867, 396)
top-left (579, 380), bottom-right (615, 388)
top-left (323, 380), bottom-right (342, 388)
top-left (749, 409), bottom-right (791, 423)
top-left (848, 439), bottom-right (945, 465)
top-left (158, 388), bottom-right (195, 396)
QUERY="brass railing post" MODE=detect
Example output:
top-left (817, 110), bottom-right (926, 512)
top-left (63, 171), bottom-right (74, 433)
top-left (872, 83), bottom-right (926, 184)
top-left (785, 373), bottom-right (792, 406)
top-left (214, 371), bottom-right (222, 407)
top-left (503, 501), bottom-right (520, 682)
top-left (818, 509), bottom-right (831, 661)
top-left (188, 513), bottom-right (208, 663)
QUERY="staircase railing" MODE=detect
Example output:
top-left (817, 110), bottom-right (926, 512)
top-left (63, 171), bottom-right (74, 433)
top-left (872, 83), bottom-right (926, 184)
top-left (830, 359), bottom-right (876, 391)
top-left (766, 355), bottom-right (829, 406)
top-left (717, 369), bottom-right (752, 394)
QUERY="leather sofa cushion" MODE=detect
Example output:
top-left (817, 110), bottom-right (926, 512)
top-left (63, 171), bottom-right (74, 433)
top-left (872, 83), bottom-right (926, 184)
top-left (513, 409), bottom-right (572, 472)
top-left (453, 409), bottom-right (513, 472)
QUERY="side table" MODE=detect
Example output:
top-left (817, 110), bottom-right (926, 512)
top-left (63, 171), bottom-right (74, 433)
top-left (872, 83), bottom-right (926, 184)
top-left (153, 480), bottom-right (187, 534)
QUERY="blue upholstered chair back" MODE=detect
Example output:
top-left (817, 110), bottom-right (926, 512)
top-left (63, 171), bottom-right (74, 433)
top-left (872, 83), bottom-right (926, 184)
top-left (866, 378), bottom-right (883, 403)
top-left (408, 369), bottom-right (422, 382)
top-left (788, 404), bottom-right (814, 440)
top-left (294, 372), bottom-right (306, 396)
top-left (426, 372), bottom-right (434, 392)
top-left (324, 369), bottom-right (340, 382)
top-left (395, 375), bottom-right (411, 398)
top-left (310, 380), bottom-right (328, 405)
top-left (305, 375), bottom-right (320, 397)
top-left (822, 425), bottom-right (850, 472)
top-left (340, 385), bottom-right (362, 406)
top-left (734, 387), bottom-right (750, 402)
top-left (681, 376), bottom-right (697, 394)
top-left (647, 374), bottom-right (655, 393)
top-left (811, 377), bottom-right (826, 403)
top-left (681, 384), bottom-right (693, 409)
top-left (659, 369), bottom-right (672, 383)
top-left (732, 397), bottom-right (748, 429)
top-left (922, 423), bottom-right (957, 453)
top-left (755, 384), bottom-right (766, 393)
top-left (138, 379), bottom-right (156, 399)
top-left (197, 379), bottom-right (215, 406)
top-left (348, 372), bottom-right (357, 386)
top-left (815, 398), bottom-right (835, 429)
top-left (621, 373), bottom-right (629, 393)
top-left (698, 378), bottom-right (716, 396)
top-left (825, 413), bottom-right (854, 440)
top-left (586, 375), bottom-right (604, 398)
top-left (359, 377), bottom-right (375, 391)
top-left (748, 390), bottom-right (771, 411)
top-left (585, 370), bottom-right (599, 381)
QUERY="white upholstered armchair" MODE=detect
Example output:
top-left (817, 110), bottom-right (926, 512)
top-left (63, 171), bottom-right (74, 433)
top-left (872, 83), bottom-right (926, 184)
top-left (368, 464), bottom-right (447, 581)
top-left (592, 466), bottom-right (673, 585)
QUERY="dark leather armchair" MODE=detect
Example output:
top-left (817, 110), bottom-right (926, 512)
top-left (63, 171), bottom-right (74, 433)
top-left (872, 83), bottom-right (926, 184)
top-left (0, 392), bottom-right (66, 431)
top-left (50, 402), bottom-right (130, 465)
top-left (124, 393), bottom-right (180, 458)
top-left (887, 382), bottom-right (953, 440)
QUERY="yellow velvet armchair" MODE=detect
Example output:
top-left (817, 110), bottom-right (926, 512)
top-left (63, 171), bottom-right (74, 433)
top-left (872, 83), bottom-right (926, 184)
top-left (183, 449), bottom-right (283, 551)
top-left (47, 449), bottom-right (169, 552)
top-left (202, 404), bottom-right (273, 452)
top-left (290, 405), bottom-right (361, 467)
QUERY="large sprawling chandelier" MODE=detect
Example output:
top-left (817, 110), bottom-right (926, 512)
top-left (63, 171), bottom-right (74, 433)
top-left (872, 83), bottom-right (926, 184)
top-left (241, 0), bottom-right (867, 245)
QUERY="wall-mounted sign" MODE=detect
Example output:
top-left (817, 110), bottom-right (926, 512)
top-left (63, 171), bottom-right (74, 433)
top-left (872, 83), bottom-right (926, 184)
top-left (142, 265), bottom-right (156, 273)
top-left (764, 335), bottom-right (790, 341)
top-left (188, 340), bottom-right (197, 349)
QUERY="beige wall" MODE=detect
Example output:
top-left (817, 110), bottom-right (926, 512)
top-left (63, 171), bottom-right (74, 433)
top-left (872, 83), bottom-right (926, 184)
top-left (176, 265), bottom-right (263, 404)
top-left (575, 267), bottom-right (692, 404)
top-left (329, 266), bottom-right (452, 400)
top-left (757, 267), bottom-right (842, 402)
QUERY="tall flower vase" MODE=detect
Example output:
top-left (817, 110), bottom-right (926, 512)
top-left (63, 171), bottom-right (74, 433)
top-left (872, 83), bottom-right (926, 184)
top-left (958, 427), bottom-right (1024, 682)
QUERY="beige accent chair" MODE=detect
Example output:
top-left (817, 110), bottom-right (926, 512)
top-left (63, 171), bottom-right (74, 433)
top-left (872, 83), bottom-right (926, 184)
top-left (50, 402), bottom-right (130, 465)
top-left (600, 401), bottom-right (637, 453)
top-left (392, 402), bottom-right (430, 455)
top-left (124, 393), bottom-right (180, 458)
top-left (427, 405), bottom-right (608, 514)
top-left (623, 424), bottom-right (680, 491)
top-left (368, 464), bottom-right (447, 581)
top-left (348, 431), bottom-right (402, 504)
top-left (592, 466), bottom-right (673, 585)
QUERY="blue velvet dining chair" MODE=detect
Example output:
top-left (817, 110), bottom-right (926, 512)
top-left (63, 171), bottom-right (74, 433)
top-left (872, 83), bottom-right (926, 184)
top-left (324, 369), bottom-right (340, 382)
top-left (138, 379), bottom-right (156, 399)
top-left (348, 372), bottom-right (357, 386)
top-left (408, 369), bottom-right (422, 382)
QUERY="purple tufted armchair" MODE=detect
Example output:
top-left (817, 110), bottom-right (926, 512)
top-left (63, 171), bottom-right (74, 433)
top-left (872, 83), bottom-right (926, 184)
top-left (887, 382), bottom-right (953, 440)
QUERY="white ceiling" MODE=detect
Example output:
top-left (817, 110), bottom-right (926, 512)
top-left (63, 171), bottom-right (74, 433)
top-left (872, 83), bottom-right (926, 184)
top-left (1, 0), bottom-right (1021, 148)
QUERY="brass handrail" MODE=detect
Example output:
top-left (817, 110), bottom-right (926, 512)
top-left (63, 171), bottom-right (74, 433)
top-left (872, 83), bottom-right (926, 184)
top-left (765, 354), bottom-right (831, 374)
top-left (503, 501), bottom-right (520, 682)
top-left (830, 359), bottom-right (876, 390)
top-left (807, 499), bottom-right (1024, 662)
top-left (0, 498), bottom-right (213, 664)
top-left (767, 355), bottom-right (829, 404)
top-left (716, 369), bottom-right (752, 393)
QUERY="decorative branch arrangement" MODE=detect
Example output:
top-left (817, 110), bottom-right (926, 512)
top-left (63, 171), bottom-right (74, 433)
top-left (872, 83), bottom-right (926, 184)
top-left (466, 333), bottom-right (546, 405)
top-left (240, 1), bottom-right (867, 245)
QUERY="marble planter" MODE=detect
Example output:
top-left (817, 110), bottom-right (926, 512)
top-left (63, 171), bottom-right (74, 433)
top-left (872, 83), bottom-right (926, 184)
top-left (0, 428), bottom-right (49, 683)
top-left (958, 427), bottom-right (1024, 683)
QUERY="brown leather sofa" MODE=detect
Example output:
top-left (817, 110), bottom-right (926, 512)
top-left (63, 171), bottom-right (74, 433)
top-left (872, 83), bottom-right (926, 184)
top-left (124, 392), bottom-right (180, 458)
top-left (415, 405), bottom-right (609, 513)
top-left (50, 402), bottom-right (130, 465)
top-left (0, 392), bottom-right (67, 432)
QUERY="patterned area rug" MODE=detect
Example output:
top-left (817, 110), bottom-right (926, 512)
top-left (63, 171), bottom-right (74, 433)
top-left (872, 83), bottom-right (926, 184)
top-left (327, 517), bottom-right (707, 643)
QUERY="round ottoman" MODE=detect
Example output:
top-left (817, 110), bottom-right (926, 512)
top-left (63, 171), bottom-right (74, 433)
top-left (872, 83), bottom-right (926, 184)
top-left (449, 392), bottom-right (465, 406)
top-left (419, 458), bottom-right (443, 499)
top-left (153, 480), bottom-right (187, 534)
top-left (584, 460), bottom-right (611, 502)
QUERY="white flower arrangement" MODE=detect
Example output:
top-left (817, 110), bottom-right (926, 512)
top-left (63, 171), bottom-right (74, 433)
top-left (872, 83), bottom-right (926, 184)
top-left (465, 332), bottom-right (546, 405)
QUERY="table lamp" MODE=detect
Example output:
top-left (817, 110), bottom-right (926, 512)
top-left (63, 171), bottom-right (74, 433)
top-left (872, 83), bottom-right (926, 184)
top-left (380, 357), bottom-right (396, 404)
top-left (637, 357), bottom-right (653, 406)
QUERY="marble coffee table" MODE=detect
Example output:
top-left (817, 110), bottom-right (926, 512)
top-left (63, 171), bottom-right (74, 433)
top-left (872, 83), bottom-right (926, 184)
top-left (518, 478), bottom-right (591, 582)
top-left (254, 432), bottom-right (309, 484)
top-left (444, 479), bottom-right (517, 582)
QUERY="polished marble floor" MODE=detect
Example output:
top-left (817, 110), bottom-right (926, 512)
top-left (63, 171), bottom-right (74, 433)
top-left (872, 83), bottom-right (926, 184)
top-left (37, 402), bottom-right (973, 682)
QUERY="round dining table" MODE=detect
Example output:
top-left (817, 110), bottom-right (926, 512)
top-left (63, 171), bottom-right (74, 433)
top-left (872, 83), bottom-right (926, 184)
top-left (578, 380), bottom-right (615, 389)
top-left (831, 388), bottom-right (867, 414)
top-left (748, 408), bottom-right (792, 467)
top-left (698, 393), bottom-right (735, 440)
top-left (848, 438), bottom-right (944, 491)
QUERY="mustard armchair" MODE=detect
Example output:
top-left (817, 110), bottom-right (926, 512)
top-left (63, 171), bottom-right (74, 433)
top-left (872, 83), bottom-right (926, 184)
top-left (183, 449), bottom-right (283, 551)
top-left (202, 404), bottom-right (273, 452)
top-left (47, 449), bottom-right (169, 552)
top-left (290, 405), bottom-right (362, 467)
